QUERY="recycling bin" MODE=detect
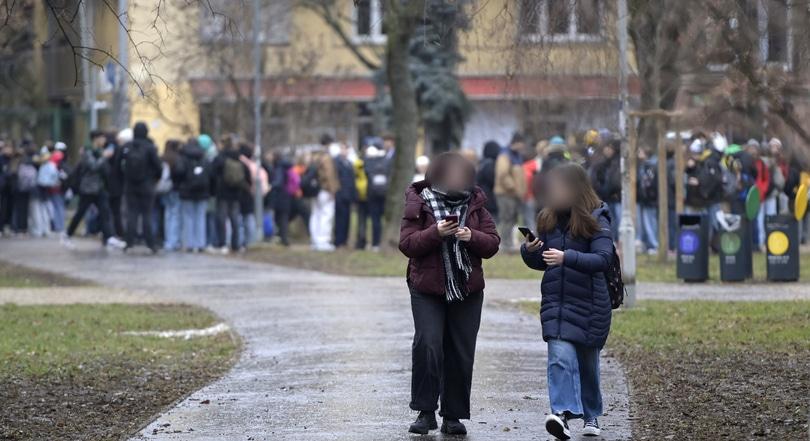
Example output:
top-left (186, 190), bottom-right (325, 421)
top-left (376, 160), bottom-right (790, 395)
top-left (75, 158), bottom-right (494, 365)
top-left (716, 214), bottom-right (752, 282)
top-left (765, 215), bottom-right (800, 282)
top-left (677, 214), bottom-right (709, 282)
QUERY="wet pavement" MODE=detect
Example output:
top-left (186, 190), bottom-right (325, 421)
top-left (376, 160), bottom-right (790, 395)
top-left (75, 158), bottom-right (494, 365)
top-left (0, 239), bottom-right (630, 440)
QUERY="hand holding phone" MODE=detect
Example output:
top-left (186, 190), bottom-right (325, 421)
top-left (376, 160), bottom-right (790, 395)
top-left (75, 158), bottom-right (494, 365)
top-left (518, 226), bottom-right (537, 242)
top-left (443, 214), bottom-right (459, 224)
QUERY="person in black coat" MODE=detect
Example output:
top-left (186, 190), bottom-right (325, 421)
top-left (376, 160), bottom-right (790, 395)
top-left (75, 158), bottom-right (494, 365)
top-left (520, 163), bottom-right (613, 440)
top-left (210, 136), bottom-right (251, 253)
top-left (588, 142), bottom-right (621, 240)
top-left (117, 122), bottom-right (162, 252)
top-left (476, 140), bottom-right (501, 221)
top-left (176, 139), bottom-right (211, 252)
top-left (333, 143), bottom-right (357, 248)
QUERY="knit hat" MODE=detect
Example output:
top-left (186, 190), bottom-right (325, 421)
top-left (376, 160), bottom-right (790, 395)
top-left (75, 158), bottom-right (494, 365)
top-left (198, 134), bottom-right (213, 151)
top-left (549, 135), bottom-right (565, 146)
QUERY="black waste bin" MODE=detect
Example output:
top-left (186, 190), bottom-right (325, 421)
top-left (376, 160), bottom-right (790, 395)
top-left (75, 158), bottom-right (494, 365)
top-left (677, 214), bottom-right (709, 282)
top-left (718, 215), bottom-right (752, 282)
top-left (765, 215), bottom-right (800, 282)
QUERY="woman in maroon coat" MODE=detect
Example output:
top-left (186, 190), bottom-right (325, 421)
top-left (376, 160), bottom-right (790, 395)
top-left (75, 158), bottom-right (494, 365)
top-left (399, 152), bottom-right (500, 435)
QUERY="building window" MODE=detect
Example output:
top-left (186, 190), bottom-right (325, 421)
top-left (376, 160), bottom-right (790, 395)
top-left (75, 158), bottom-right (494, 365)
top-left (200, 0), bottom-right (291, 45)
top-left (520, 0), bottom-right (604, 43)
top-left (354, 0), bottom-right (385, 44)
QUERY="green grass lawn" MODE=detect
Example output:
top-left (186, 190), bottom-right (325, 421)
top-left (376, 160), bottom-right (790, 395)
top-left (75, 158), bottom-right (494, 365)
top-left (0, 261), bottom-right (90, 288)
top-left (244, 244), bottom-right (810, 282)
top-left (517, 300), bottom-right (810, 439)
top-left (0, 303), bottom-right (239, 440)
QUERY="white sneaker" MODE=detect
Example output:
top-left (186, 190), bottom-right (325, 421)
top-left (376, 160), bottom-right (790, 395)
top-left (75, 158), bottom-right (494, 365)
top-left (545, 414), bottom-right (571, 440)
top-left (582, 418), bottom-right (601, 436)
top-left (106, 237), bottom-right (126, 249)
top-left (60, 233), bottom-right (76, 250)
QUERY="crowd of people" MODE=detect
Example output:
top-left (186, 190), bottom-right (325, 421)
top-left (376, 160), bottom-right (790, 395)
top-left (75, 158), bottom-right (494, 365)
top-left (479, 130), bottom-right (809, 254)
top-left (0, 126), bottom-right (400, 254)
top-left (0, 124), bottom-right (808, 255)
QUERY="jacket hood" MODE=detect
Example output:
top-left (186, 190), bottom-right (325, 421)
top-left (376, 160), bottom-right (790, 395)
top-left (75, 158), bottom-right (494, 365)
top-left (183, 142), bottom-right (205, 160)
top-left (133, 122), bottom-right (149, 140)
top-left (482, 141), bottom-right (501, 160)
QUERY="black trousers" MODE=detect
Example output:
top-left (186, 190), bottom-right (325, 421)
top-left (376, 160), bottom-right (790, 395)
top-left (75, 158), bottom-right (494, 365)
top-left (367, 194), bottom-right (385, 247)
top-left (216, 198), bottom-right (241, 250)
top-left (410, 290), bottom-right (483, 420)
top-left (334, 198), bottom-right (352, 247)
top-left (125, 192), bottom-right (156, 249)
top-left (109, 194), bottom-right (125, 237)
top-left (67, 193), bottom-right (113, 242)
top-left (354, 200), bottom-right (368, 249)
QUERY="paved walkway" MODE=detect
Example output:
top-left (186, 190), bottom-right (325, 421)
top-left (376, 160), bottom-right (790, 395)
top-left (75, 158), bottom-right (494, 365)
top-left (0, 238), bottom-right (630, 441)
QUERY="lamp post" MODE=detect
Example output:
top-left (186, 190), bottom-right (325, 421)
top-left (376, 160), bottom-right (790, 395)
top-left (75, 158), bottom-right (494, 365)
top-left (617, 0), bottom-right (636, 308)
top-left (252, 0), bottom-right (264, 241)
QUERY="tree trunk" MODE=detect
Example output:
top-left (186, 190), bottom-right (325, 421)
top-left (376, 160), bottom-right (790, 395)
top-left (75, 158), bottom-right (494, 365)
top-left (380, 0), bottom-right (424, 249)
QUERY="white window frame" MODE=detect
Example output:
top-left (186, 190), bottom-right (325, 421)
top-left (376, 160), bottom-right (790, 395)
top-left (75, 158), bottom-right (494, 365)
top-left (521, 0), bottom-right (605, 43)
top-left (352, 0), bottom-right (386, 45)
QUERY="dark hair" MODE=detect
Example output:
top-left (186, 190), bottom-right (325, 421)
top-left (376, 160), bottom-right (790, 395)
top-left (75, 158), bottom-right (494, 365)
top-left (425, 152), bottom-right (476, 190)
top-left (90, 130), bottom-right (105, 140)
top-left (320, 134), bottom-right (334, 146)
top-left (163, 139), bottom-right (182, 165)
top-left (536, 163), bottom-right (602, 239)
top-left (510, 132), bottom-right (525, 145)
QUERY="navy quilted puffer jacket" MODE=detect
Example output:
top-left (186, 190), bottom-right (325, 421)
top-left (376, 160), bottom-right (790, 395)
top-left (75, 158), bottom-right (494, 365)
top-left (521, 203), bottom-right (613, 349)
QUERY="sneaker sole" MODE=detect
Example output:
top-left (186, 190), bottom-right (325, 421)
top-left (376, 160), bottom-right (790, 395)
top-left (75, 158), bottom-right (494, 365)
top-left (582, 427), bottom-right (601, 436)
top-left (545, 418), bottom-right (570, 440)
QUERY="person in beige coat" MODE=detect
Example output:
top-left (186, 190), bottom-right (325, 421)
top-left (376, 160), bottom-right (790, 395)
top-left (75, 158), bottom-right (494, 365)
top-left (494, 133), bottom-right (527, 250)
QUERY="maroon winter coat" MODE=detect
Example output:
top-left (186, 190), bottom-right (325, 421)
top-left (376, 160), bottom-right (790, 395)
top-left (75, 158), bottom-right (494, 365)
top-left (399, 181), bottom-right (500, 296)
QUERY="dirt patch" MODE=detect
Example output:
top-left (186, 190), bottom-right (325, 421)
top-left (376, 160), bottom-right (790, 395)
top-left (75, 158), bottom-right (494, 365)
top-left (613, 348), bottom-right (809, 439)
top-left (0, 351), bottom-right (237, 440)
top-left (0, 261), bottom-right (91, 288)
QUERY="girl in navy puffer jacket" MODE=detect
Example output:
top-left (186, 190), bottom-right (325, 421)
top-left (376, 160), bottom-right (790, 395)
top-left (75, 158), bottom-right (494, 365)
top-left (520, 163), bottom-right (614, 440)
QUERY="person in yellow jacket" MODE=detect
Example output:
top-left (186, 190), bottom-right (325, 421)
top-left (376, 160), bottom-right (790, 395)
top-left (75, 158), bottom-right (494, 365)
top-left (354, 155), bottom-right (369, 249)
top-left (494, 133), bottom-right (528, 250)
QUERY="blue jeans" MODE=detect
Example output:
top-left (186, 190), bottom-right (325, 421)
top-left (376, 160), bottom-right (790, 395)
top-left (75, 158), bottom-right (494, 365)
top-left (162, 191), bottom-right (181, 250)
top-left (181, 199), bottom-right (208, 250)
top-left (607, 202), bottom-right (621, 241)
top-left (49, 193), bottom-right (65, 232)
top-left (637, 204), bottom-right (659, 251)
top-left (547, 339), bottom-right (602, 421)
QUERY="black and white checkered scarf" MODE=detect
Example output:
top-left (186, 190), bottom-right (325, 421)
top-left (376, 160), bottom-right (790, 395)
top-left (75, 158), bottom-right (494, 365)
top-left (420, 187), bottom-right (473, 302)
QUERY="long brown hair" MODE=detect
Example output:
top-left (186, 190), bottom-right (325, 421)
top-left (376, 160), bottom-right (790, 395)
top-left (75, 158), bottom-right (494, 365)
top-left (536, 163), bottom-right (602, 239)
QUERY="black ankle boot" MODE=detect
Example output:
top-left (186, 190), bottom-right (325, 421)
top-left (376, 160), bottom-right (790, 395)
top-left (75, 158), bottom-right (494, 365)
top-left (441, 418), bottom-right (467, 435)
top-left (408, 411), bottom-right (438, 434)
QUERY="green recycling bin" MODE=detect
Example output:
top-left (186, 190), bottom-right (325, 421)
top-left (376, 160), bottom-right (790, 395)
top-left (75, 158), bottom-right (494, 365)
top-left (765, 215), bottom-right (800, 282)
top-left (677, 214), bottom-right (709, 282)
top-left (716, 213), bottom-right (752, 282)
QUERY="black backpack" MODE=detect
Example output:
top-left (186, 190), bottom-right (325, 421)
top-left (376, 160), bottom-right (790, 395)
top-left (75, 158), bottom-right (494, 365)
top-left (300, 164), bottom-right (320, 198)
top-left (605, 243), bottom-right (625, 309)
top-left (186, 159), bottom-right (210, 193)
top-left (638, 162), bottom-right (658, 203)
top-left (122, 142), bottom-right (148, 182)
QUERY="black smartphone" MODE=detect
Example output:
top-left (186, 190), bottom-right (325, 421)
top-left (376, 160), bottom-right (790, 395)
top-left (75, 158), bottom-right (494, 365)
top-left (518, 226), bottom-right (537, 242)
top-left (443, 214), bottom-right (459, 224)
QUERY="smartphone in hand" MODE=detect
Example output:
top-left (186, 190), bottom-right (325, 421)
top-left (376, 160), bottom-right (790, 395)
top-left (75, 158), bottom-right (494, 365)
top-left (518, 226), bottom-right (537, 242)
top-left (443, 214), bottom-right (459, 224)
